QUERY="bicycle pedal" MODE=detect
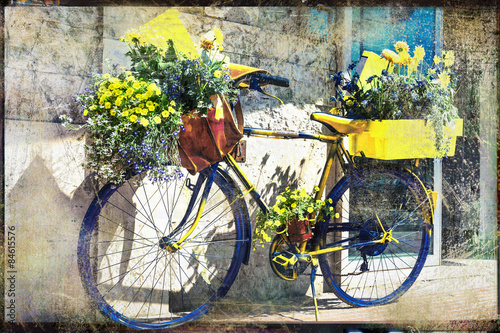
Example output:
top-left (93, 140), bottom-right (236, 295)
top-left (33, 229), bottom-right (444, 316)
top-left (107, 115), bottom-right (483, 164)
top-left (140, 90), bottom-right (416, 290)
top-left (272, 251), bottom-right (298, 269)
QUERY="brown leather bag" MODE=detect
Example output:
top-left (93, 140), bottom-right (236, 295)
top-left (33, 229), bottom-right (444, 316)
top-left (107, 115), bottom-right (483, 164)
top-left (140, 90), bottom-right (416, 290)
top-left (178, 95), bottom-right (243, 174)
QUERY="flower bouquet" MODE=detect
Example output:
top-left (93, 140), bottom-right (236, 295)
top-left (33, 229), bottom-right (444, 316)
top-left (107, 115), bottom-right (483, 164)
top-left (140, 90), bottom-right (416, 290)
top-left (62, 27), bottom-right (239, 185)
top-left (329, 41), bottom-right (462, 159)
top-left (254, 187), bottom-right (336, 248)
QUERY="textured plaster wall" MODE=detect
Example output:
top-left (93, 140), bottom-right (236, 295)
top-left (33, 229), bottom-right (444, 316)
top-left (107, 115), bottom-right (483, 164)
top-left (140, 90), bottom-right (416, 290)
top-left (4, 7), bottom-right (103, 323)
top-left (4, 6), bottom-right (337, 323)
top-left (441, 8), bottom-right (499, 258)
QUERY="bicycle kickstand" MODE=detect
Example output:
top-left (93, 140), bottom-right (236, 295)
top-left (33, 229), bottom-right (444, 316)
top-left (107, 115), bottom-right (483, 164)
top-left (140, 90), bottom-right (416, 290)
top-left (310, 258), bottom-right (320, 321)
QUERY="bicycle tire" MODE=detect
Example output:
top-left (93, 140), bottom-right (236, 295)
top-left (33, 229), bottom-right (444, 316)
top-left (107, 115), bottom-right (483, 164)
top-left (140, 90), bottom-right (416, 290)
top-left (78, 166), bottom-right (249, 329)
top-left (318, 163), bottom-right (433, 307)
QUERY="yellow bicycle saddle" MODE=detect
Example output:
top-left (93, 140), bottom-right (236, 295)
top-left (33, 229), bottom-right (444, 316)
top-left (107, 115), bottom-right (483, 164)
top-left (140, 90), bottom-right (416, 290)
top-left (310, 112), bottom-right (367, 134)
top-left (227, 63), bottom-right (270, 88)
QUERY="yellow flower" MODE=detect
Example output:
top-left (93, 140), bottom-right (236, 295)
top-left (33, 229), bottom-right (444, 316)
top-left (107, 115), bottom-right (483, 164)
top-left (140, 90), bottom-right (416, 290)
top-left (381, 49), bottom-right (400, 64)
top-left (433, 55), bottom-right (441, 64)
top-left (200, 39), bottom-right (215, 51)
top-left (291, 202), bottom-right (297, 208)
top-left (125, 88), bottom-right (134, 96)
top-left (146, 100), bottom-right (154, 108)
top-left (129, 114), bottom-right (138, 122)
top-left (344, 97), bottom-right (355, 106)
top-left (214, 70), bottom-right (223, 78)
top-left (214, 27), bottom-right (223, 46)
top-left (407, 58), bottom-right (419, 75)
top-left (398, 51), bottom-right (412, 66)
top-left (153, 116), bottom-right (161, 124)
top-left (307, 206), bottom-right (314, 214)
top-left (443, 50), bottom-right (455, 67)
top-left (132, 82), bottom-right (141, 90)
top-left (170, 101), bottom-right (176, 106)
top-left (110, 110), bottom-right (116, 116)
top-left (329, 107), bottom-right (341, 115)
top-left (123, 31), bottom-right (143, 45)
top-left (273, 205), bottom-right (280, 214)
top-left (121, 110), bottom-right (129, 117)
top-left (141, 109), bottom-right (148, 115)
top-left (104, 102), bottom-right (111, 109)
top-left (115, 98), bottom-right (122, 107)
top-left (162, 110), bottom-right (170, 118)
top-left (414, 45), bottom-right (425, 62)
top-left (314, 186), bottom-right (320, 192)
top-left (147, 83), bottom-right (158, 92)
top-left (438, 72), bottom-right (451, 88)
top-left (140, 118), bottom-right (149, 127)
top-left (83, 109), bottom-right (88, 116)
top-left (394, 41), bottom-right (409, 53)
top-left (280, 208), bottom-right (286, 214)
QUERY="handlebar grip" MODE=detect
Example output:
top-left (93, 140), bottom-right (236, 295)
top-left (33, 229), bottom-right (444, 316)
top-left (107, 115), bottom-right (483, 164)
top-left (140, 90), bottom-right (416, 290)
top-left (258, 74), bottom-right (289, 87)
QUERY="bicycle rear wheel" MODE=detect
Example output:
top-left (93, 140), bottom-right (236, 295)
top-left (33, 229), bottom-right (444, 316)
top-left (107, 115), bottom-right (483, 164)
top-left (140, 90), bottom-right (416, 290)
top-left (318, 164), bottom-right (433, 307)
top-left (78, 166), bottom-right (248, 329)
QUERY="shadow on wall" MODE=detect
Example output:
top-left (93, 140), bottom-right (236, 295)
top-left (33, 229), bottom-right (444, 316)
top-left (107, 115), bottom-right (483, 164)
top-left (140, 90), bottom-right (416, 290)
top-left (7, 155), bottom-right (100, 324)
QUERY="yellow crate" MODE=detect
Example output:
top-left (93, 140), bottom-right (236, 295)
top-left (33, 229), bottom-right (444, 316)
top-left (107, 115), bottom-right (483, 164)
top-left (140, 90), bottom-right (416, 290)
top-left (349, 119), bottom-right (463, 159)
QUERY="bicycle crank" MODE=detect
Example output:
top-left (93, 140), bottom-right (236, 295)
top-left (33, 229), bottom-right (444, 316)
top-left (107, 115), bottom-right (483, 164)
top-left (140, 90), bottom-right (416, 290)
top-left (270, 250), bottom-right (312, 281)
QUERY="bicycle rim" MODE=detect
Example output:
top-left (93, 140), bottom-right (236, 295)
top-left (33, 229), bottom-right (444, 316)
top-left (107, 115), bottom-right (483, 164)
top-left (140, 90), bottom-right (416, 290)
top-left (318, 164), bottom-right (432, 307)
top-left (78, 167), bottom-right (246, 329)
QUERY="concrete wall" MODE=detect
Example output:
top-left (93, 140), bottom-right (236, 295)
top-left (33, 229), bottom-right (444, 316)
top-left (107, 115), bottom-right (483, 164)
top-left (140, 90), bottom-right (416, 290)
top-left (4, 6), bottom-right (337, 323)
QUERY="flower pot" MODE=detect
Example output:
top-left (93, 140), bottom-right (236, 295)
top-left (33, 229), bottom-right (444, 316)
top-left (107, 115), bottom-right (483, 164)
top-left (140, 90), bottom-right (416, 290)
top-left (348, 118), bottom-right (463, 160)
top-left (287, 218), bottom-right (313, 244)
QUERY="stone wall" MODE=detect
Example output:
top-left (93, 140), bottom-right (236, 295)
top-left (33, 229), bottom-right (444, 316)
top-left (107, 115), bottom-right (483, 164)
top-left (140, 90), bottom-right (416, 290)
top-left (4, 6), bottom-right (338, 323)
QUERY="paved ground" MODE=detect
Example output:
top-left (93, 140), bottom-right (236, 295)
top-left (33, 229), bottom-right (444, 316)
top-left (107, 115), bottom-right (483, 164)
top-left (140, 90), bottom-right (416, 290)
top-left (193, 259), bottom-right (498, 332)
top-left (5, 259), bottom-right (497, 332)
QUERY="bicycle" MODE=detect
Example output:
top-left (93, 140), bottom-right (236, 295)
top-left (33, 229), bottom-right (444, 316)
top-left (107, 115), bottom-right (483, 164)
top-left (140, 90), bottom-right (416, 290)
top-left (77, 66), bottom-right (435, 329)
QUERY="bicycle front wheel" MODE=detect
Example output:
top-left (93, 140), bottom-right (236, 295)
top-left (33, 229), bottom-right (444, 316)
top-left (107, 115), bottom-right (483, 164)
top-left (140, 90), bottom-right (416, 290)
top-left (318, 164), bottom-right (433, 307)
top-left (78, 166), bottom-right (248, 329)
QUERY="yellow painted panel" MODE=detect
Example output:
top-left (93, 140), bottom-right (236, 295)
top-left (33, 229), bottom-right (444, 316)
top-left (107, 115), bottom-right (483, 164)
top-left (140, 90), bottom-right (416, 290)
top-left (141, 9), bottom-right (198, 58)
top-left (358, 51), bottom-right (393, 86)
top-left (349, 119), bottom-right (463, 159)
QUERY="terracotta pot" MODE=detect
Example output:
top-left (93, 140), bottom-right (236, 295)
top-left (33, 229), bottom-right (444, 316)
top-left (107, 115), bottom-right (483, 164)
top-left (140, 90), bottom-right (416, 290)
top-left (287, 217), bottom-right (312, 244)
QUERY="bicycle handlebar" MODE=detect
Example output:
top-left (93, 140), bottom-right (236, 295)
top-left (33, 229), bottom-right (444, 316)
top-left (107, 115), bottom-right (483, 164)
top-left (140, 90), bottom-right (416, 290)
top-left (257, 74), bottom-right (289, 87)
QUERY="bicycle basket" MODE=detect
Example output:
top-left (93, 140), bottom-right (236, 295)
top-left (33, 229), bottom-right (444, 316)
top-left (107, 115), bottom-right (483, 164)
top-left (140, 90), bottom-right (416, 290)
top-left (178, 94), bottom-right (243, 174)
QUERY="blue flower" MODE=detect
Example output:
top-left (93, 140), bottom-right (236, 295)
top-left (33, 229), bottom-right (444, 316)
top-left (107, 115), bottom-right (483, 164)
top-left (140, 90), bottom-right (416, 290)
top-left (366, 76), bottom-right (374, 84)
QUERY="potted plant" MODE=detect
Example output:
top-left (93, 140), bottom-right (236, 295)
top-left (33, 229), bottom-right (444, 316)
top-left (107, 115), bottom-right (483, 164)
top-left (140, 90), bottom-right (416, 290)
top-left (61, 26), bottom-right (239, 185)
top-left (329, 41), bottom-right (463, 159)
top-left (254, 187), bottom-right (336, 248)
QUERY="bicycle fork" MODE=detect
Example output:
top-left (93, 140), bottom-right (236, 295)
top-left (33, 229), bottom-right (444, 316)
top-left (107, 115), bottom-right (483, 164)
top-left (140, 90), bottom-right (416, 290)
top-left (161, 163), bottom-right (219, 252)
